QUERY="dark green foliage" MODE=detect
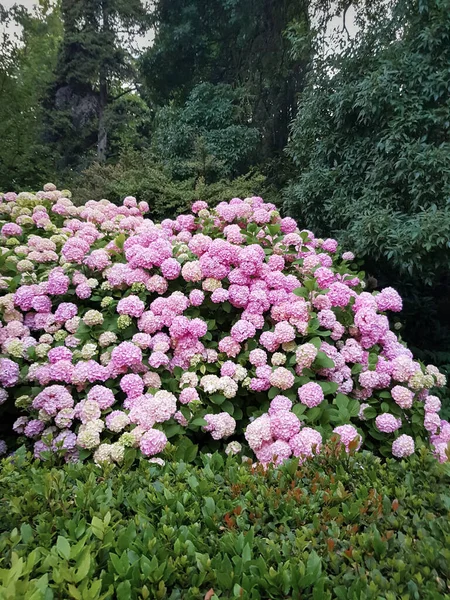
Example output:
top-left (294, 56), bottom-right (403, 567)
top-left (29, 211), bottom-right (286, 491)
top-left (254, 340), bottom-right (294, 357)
top-left (0, 2), bottom-right (62, 191)
top-left (69, 150), bottom-right (275, 220)
top-left (152, 83), bottom-right (261, 179)
top-left (284, 0), bottom-right (450, 359)
top-left (44, 0), bottom-right (151, 168)
top-left (141, 0), bottom-right (310, 159)
top-left (0, 448), bottom-right (449, 599)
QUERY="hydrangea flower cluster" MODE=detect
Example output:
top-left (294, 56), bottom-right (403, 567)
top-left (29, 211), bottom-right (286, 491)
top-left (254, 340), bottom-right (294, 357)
top-left (0, 184), bottom-right (448, 466)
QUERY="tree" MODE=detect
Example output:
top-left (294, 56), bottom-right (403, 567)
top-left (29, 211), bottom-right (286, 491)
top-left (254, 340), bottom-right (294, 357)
top-left (45, 0), bottom-right (151, 169)
top-left (0, 1), bottom-right (62, 190)
top-left (284, 0), bottom-right (450, 355)
top-left (140, 0), bottom-right (311, 160)
top-left (152, 83), bottom-right (261, 182)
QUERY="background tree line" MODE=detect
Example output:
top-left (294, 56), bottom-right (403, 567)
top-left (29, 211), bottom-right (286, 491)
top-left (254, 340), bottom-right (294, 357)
top-left (0, 0), bottom-right (449, 390)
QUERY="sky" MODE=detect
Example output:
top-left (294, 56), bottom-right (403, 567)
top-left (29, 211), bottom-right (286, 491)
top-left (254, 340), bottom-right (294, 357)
top-left (1, 0), bottom-right (155, 50)
top-left (2, 1), bottom-right (356, 53)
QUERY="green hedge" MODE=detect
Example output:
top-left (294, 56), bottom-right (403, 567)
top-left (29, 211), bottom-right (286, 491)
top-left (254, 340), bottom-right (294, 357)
top-left (0, 449), bottom-right (449, 599)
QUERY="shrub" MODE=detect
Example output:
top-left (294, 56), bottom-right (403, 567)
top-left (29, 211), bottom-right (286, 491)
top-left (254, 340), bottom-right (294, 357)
top-left (283, 0), bottom-right (450, 363)
top-left (69, 151), bottom-right (273, 220)
top-left (0, 449), bottom-right (449, 599)
top-left (0, 185), bottom-right (448, 467)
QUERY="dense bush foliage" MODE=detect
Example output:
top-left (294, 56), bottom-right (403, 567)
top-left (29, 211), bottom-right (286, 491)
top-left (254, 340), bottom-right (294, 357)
top-left (69, 150), bottom-right (273, 221)
top-left (151, 83), bottom-right (261, 180)
top-left (284, 0), bottom-right (450, 358)
top-left (0, 185), bottom-right (449, 467)
top-left (0, 448), bottom-right (449, 599)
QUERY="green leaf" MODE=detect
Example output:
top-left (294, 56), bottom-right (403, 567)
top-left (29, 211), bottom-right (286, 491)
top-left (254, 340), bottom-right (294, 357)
top-left (204, 497), bottom-right (216, 516)
top-left (268, 386), bottom-right (278, 399)
top-left (362, 406), bottom-right (377, 419)
top-left (293, 287), bottom-right (309, 298)
top-left (91, 516), bottom-right (104, 540)
top-left (318, 381), bottom-right (339, 396)
top-left (20, 523), bottom-right (33, 544)
top-left (292, 403), bottom-right (307, 418)
top-left (175, 437), bottom-right (198, 462)
top-left (335, 394), bottom-right (349, 411)
top-left (114, 233), bottom-right (126, 249)
top-left (190, 417), bottom-right (208, 427)
top-left (117, 581), bottom-right (131, 600)
top-left (74, 549), bottom-right (91, 583)
top-left (242, 543), bottom-right (252, 563)
top-left (164, 423), bottom-right (184, 438)
top-left (305, 406), bottom-right (322, 422)
top-left (210, 393), bottom-right (226, 405)
top-left (56, 536), bottom-right (71, 561)
top-left (314, 351), bottom-right (335, 369)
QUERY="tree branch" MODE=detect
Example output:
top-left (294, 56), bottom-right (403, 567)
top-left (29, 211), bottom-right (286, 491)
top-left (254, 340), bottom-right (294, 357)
top-left (112, 86), bottom-right (137, 101)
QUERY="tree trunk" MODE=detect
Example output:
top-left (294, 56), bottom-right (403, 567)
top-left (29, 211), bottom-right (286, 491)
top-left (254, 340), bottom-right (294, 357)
top-left (97, 78), bottom-right (108, 162)
top-left (97, 0), bottom-right (109, 162)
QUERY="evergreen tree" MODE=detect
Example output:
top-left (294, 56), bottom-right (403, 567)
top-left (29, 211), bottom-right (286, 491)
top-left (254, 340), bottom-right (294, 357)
top-left (45, 0), bottom-right (150, 169)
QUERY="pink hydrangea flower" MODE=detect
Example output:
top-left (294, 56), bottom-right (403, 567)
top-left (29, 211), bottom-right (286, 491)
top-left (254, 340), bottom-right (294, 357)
top-left (290, 427), bottom-right (322, 458)
top-left (375, 413), bottom-right (402, 433)
top-left (298, 382), bottom-right (324, 408)
top-left (333, 424), bottom-right (361, 452)
top-left (270, 411), bottom-right (301, 441)
top-left (140, 429), bottom-right (168, 456)
top-left (117, 295), bottom-right (145, 318)
top-left (392, 434), bottom-right (415, 458)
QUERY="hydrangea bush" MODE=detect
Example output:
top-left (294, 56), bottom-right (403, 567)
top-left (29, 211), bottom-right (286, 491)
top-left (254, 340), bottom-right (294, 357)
top-left (0, 184), bottom-right (448, 466)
